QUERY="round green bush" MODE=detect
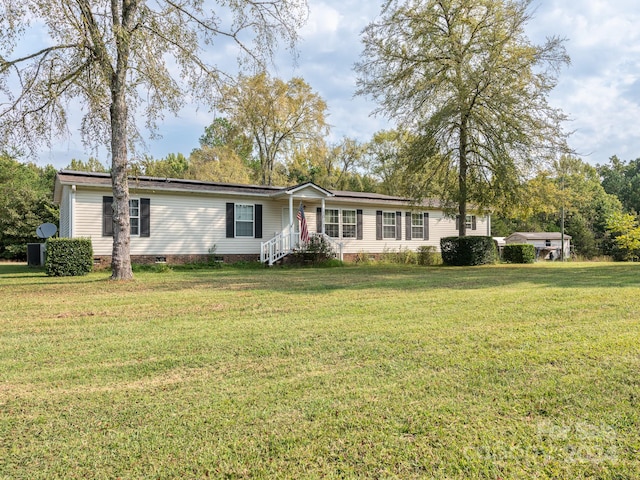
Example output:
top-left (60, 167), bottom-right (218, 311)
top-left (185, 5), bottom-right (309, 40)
top-left (440, 236), bottom-right (497, 266)
top-left (502, 243), bottom-right (535, 264)
top-left (45, 238), bottom-right (93, 276)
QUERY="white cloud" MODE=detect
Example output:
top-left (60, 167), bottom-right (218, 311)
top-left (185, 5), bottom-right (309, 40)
top-left (528, 1), bottom-right (640, 162)
top-left (301, 2), bottom-right (342, 39)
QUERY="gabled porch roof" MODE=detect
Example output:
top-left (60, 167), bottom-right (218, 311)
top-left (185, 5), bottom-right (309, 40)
top-left (270, 182), bottom-right (334, 199)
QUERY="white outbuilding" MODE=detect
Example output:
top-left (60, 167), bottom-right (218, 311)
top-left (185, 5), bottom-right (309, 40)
top-left (505, 232), bottom-right (571, 260)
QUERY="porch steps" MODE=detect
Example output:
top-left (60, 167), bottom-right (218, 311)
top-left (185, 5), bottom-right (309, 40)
top-left (260, 229), bottom-right (343, 266)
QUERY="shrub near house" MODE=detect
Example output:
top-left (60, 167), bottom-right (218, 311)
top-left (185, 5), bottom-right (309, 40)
top-left (440, 236), bottom-right (497, 266)
top-left (503, 244), bottom-right (535, 264)
top-left (45, 238), bottom-right (93, 276)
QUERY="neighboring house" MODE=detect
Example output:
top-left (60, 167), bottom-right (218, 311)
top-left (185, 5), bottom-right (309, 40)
top-left (53, 170), bottom-right (491, 265)
top-left (505, 232), bottom-right (572, 260)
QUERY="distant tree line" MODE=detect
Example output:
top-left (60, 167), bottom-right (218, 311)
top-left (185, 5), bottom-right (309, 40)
top-left (0, 153), bottom-right (58, 260)
top-left (2, 135), bottom-right (640, 261)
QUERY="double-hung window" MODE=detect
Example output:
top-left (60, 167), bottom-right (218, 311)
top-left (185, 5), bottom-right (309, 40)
top-left (103, 196), bottom-right (150, 237)
top-left (342, 210), bottom-right (357, 238)
top-left (129, 199), bottom-right (140, 236)
top-left (383, 212), bottom-right (396, 239)
top-left (466, 215), bottom-right (476, 230)
top-left (235, 204), bottom-right (254, 237)
top-left (411, 213), bottom-right (424, 239)
top-left (325, 209), bottom-right (340, 238)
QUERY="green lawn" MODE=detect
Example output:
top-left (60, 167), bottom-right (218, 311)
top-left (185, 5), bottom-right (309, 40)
top-left (1, 262), bottom-right (639, 479)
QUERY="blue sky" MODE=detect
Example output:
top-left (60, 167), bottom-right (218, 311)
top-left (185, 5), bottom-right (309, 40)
top-left (36, 0), bottom-right (640, 170)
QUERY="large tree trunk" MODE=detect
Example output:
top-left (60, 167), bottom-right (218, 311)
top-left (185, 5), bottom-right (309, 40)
top-left (110, 82), bottom-right (133, 280)
top-left (458, 116), bottom-right (468, 237)
top-left (108, 0), bottom-right (137, 280)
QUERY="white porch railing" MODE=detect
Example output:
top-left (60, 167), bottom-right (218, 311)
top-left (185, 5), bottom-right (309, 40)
top-left (260, 227), bottom-right (344, 266)
top-left (260, 226), bottom-right (299, 266)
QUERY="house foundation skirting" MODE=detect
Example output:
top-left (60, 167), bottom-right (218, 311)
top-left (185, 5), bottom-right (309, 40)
top-left (93, 253), bottom-right (260, 267)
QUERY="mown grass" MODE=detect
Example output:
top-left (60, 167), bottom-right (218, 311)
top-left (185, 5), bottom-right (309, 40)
top-left (1, 262), bottom-right (639, 479)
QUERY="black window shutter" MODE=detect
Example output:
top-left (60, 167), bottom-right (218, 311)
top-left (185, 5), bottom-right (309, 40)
top-left (424, 212), bottom-right (430, 240)
top-left (316, 207), bottom-right (322, 233)
top-left (376, 211), bottom-right (382, 240)
top-left (472, 215), bottom-right (477, 231)
top-left (456, 215), bottom-right (460, 231)
top-left (102, 196), bottom-right (113, 237)
top-left (255, 204), bottom-right (263, 239)
top-left (405, 212), bottom-right (412, 241)
top-left (396, 211), bottom-right (402, 240)
top-left (140, 198), bottom-right (150, 237)
top-left (356, 209), bottom-right (363, 240)
top-left (226, 203), bottom-right (235, 238)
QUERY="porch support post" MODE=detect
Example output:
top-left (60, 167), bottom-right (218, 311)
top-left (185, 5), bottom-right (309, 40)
top-left (289, 194), bottom-right (294, 248)
top-left (321, 197), bottom-right (325, 234)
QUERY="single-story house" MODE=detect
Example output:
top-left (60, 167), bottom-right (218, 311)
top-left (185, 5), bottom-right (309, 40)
top-left (53, 170), bottom-right (492, 265)
top-left (505, 232), bottom-right (571, 260)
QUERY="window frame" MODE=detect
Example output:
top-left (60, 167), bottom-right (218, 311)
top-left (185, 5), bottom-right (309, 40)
top-left (411, 212), bottom-right (424, 239)
top-left (382, 211), bottom-right (396, 239)
top-left (325, 208), bottom-right (340, 238)
top-left (341, 209), bottom-right (357, 238)
top-left (465, 215), bottom-right (473, 230)
top-left (129, 198), bottom-right (140, 236)
top-left (235, 204), bottom-right (255, 238)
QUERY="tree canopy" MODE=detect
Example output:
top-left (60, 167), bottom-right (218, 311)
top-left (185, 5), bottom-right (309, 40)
top-left (218, 72), bottom-right (329, 186)
top-left (356, 0), bottom-right (570, 235)
top-left (0, 0), bottom-right (308, 279)
top-left (598, 156), bottom-right (640, 214)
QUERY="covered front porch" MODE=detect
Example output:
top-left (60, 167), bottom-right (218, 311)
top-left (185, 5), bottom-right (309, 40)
top-left (259, 182), bottom-right (342, 265)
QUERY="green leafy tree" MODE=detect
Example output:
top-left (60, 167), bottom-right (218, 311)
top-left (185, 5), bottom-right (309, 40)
top-left (355, 0), bottom-right (570, 235)
top-left (198, 118), bottom-right (253, 164)
top-left (598, 156), bottom-right (640, 214)
top-left (322, 138), bottom-right (367, 190)
top-left (606, 212), bottom-right (640, 261)
top-left (138, 153), bottom-right (189, 179)
top-left (366, 129), bottom-right (416, 196)
top-left (188, 118), bottom-right (255, 183)
top-left (493, 156), bottom-right (622, 257)
top-left (0, 0), bottom-right (308, 279)
top-left (66, 158), bottom-right (109, 173)
top-left (287, 143), bottom-right (328, 186)
top-left (287, 138), bottom-right (377, 192)
top-left (0, 154), bottom-right (58, 259)
top-left (188, 147), bottom-right (252, 184)
top-left (219, 72), bottom-right (329, 186)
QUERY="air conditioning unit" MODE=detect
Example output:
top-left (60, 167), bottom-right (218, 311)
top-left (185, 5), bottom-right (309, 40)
top-left (27, 243), bottom-right (46, 267)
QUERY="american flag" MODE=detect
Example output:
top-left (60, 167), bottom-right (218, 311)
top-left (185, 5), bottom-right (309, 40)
top-left (297, 203), bottom-right (310, 244)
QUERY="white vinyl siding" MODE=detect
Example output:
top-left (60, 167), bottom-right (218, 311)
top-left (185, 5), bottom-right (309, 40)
top-left (66, 188), bottom-right (490, 257)
top-left (59, 186), bottom-right (71, 237)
